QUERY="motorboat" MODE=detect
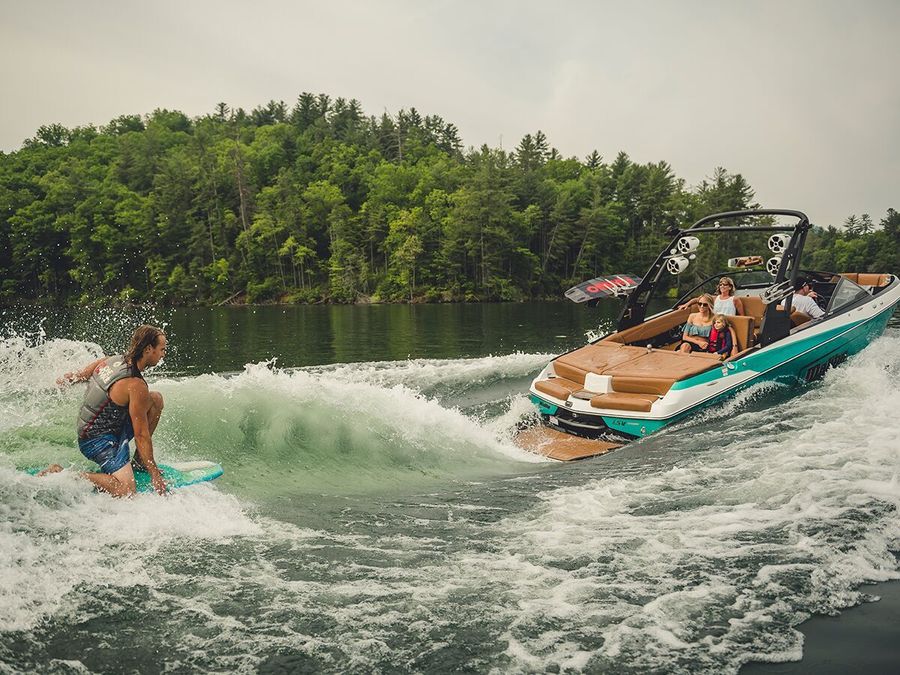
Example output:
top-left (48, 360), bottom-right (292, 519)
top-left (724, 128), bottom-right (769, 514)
top-left (520, 209), bottom-right (900, 461)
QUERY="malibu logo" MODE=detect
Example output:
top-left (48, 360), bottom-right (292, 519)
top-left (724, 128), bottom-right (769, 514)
top-left (804, 353), bottom-right (847, 382)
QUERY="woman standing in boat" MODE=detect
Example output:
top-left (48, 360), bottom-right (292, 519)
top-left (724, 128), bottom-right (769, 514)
top-left (678, 294), bottom-right (716, 353)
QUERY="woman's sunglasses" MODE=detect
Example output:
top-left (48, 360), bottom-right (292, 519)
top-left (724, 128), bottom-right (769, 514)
top-left (698, 302), bottom-right (711, 308)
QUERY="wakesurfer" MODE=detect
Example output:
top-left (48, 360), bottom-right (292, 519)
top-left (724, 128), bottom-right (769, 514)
top-left (40, 325), bottom-right (169, 496)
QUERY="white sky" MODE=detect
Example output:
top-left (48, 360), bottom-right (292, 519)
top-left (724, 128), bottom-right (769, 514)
top-left (2, 0), bottom-right (898, 227)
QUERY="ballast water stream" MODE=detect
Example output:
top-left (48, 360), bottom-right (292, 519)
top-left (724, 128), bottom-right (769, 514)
top-left (1, 304), bottom-right (899, 673)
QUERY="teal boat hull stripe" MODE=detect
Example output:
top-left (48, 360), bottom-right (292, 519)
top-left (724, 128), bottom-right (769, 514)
top-left (529, 394), bottom-right (558, 415)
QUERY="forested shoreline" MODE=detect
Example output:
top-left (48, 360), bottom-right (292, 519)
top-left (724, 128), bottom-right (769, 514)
top-left (1, 93), bottom-right (897, 306)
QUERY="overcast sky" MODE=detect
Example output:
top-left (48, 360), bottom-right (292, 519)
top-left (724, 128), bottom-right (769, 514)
top-left (2, 0), bottom-right (898, 227)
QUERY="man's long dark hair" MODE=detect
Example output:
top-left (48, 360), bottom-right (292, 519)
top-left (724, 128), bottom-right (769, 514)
top-left (126, 325), bottom-right (165, 369)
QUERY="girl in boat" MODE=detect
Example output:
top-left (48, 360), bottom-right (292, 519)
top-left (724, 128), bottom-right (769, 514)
top-left (707, 314), bottom-right (736, 359)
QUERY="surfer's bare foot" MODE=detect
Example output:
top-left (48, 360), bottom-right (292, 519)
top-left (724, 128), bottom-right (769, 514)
top-left (37, 464), bottom-right (64, 477)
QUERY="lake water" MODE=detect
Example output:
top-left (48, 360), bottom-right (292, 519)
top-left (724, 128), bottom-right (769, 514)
top-left (2, 302), bottom-right (899, 673)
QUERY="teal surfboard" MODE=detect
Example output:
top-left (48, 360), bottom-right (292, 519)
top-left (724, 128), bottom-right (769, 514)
top-left (25, 461), bottom-right (224, 492)
top-left (134, 461), bottom-right (224, 492)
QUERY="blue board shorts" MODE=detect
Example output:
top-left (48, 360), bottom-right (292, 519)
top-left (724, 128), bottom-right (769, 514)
top-left (78, 417), bottom-right (135, 474)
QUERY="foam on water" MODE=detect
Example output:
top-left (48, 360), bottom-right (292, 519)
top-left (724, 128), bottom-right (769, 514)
top-left (0, 333), bottom-right (103, 430)
top-left (478, 331), bottom-right (900, 671)
top-left (3, 326), bottom-right (900, 672)
top-left (128, 331), bottom-right (898, 672)
top-left (0, 334), bottom-right (547, 661)
top-left (0, 466), bottom-right (260, 634)
top-left (302, 352), bottom-right (552, 396)
top-left (0, 338), bottom-right (545, 496)
top-left (149, 360), bottom-right (543, 495)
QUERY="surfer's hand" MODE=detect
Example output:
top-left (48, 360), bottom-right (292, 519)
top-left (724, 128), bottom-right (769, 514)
top-left (150, 471), bottom-right (168, 496)
top-left (56, 372), bottom-right (75, 386)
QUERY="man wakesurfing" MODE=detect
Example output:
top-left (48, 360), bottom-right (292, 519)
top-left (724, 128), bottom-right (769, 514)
top-left (40, 325), bottom-right (169, 496)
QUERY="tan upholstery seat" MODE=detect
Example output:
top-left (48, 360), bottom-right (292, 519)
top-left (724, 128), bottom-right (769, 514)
top-left (856, 273), bottom-right (890, 287)
top-left (554, 343), bottom-right (644, 384)
top-left (739, 295), bottom-right (765, 323)
top-left (604, 350), bottom-right (719, 379)
top-left (590, 392), bottom-right (658, 413)
top-left (552, 361), bottom-right (587, 384)
top-left (605, 307), bottom-right (691, 345)
top-left (727, 315), bottom-right (755, 354)
top-left (790, 311), bottom-right (811, 327)
top-left (535, 377), bottom-right (582, 400)
top-left (840, 272), bottom-right (891, 287)
top-left (611, 376), bottom-right (675, 396)
top-left (542, 336), bottom-right (722, 402)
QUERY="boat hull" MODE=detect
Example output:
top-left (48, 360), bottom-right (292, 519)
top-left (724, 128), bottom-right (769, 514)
top-left (529, 289), bottom-right (900, 441)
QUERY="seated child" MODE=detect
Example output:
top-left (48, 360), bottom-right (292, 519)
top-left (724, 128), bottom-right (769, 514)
top-left (707, 314), bottom-right (736, 359)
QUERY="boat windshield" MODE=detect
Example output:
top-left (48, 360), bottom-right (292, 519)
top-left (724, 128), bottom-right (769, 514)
top-left (826, 277), bottom-right (869, 314)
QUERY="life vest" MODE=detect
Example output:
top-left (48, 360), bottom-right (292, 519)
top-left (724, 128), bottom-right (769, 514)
top-left (707, 327), bottom-right (731, 354)
top-left (76, 355), bottom-right (142, 439)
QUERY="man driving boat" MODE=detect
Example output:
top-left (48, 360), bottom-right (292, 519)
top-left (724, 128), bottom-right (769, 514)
top-left (790, 277), bottom-right (824, 319)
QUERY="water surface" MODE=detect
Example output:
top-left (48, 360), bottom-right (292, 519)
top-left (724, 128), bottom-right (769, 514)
top-left (1, 303), bottom-right (899, 673)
